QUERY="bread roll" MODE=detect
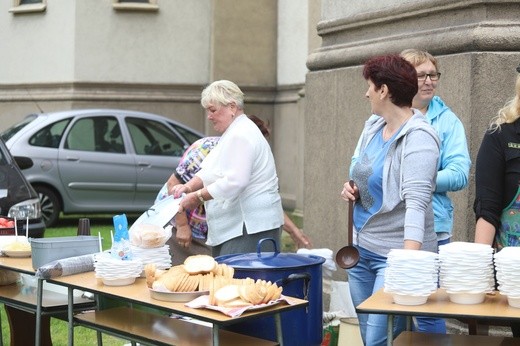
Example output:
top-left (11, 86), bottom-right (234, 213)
top-left (184, 255), bottom-right (217, 274)
top-left (214, 280), bottom-right (283, 307)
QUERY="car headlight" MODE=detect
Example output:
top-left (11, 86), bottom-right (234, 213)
top-left (7, 198), bottom-right (42, 219)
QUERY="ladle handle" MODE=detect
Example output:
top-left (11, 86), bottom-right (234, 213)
top-left (348, 180), bottom-right (354, 246)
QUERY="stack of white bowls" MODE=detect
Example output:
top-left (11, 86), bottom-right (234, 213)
top-left (94, 252), bottom-right (143, 286)
top-left (439, 242), bottom-right (494, 304)
top-left (384, 249), bottom-right (439, 305)
top-left (494, 246), bottom-right (520, 308)
top-left (131, 244), bottom-right (172, 274)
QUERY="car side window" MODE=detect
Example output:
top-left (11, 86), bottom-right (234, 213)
top-left (29, 119), bottom-right (70, 148)
top-left (65, 116), bottom-right (125, 153)
top-left (169, 122), bottom-right (201, 145)
top-left (125, 117), bottom-right (184, 156)
top-left (0, 146), bottom-right (6, 165)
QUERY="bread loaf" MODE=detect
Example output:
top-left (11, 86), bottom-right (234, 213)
top-left (213, 280), bottom-right (283, 307)
top-left (214, 284), bottom-right (240, 306)
top-left (221, 298), bottom-right (253, 307)
top-left (145, 255), bottom-right (284, 304)
top-left (183, 255), bottom-right (217, 274)
top-left (146, 255), bottom-right (225, 293)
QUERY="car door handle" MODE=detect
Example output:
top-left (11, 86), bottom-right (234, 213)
top-left (137, 162), bottom-right (151, 168)
top-left (66, 156), bottom-right (80, 161)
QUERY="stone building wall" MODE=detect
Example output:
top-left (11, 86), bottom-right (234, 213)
top-left (304, 0), bottom-right (520, 279)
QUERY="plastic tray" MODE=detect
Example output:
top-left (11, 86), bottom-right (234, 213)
top-left (30, 236), bottom-right (100, 269)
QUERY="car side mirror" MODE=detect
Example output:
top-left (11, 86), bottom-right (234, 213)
top-left (14, 156), bottom-right (34, 170)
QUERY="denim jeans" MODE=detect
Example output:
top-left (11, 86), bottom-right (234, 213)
top-left (347, 246), bottom-right (407, 346)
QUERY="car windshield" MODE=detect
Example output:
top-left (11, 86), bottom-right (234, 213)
top-left (1, 114), bottom-right (39, 142)
top-left (126, 117), bottom-right (185, 156)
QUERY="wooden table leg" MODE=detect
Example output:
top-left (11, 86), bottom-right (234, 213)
top-left (4, 305), bottom-right (52, 346)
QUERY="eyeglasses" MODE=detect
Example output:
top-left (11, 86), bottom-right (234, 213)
top-left (417, 72), bottom-right (441, 81)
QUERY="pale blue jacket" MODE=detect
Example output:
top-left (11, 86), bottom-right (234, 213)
top-left (425, 96), bottom-right (471, 239)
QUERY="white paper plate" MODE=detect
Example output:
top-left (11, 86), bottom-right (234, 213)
top-left (507, 296), bottom-right (520, 308)
top-left (391, 292), bottom-right (430, 306)
top-left (2, 250), bottom-right (31, 258)
top-left (447, 291), bottom-right (486, 305)
top-left (102, 277), bottom-right (136, 286)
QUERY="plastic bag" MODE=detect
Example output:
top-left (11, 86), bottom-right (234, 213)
top-left (329, 280), bottom-right (357, 318)
top-left (129, 224), bottom-right (173, 249)
top-left (130, 195), bottom-right (182, 230)
top-left (35, 254), bottom-right (95, 279)
top-left (321, 325), bottom-right (339, 346)
top-left (0, 269), bottom-right (19, 285)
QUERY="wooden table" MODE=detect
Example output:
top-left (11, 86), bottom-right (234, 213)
top-left (356, 288), bottom-right (520, 346)
top-left (0, 256), bottom-right (94, 346)
top-left (50, 271), bottom-right (308, 345)
top-left (0, 255), bottom-right (36, 274)
top-left (0, 256), bottom-right (308, 345)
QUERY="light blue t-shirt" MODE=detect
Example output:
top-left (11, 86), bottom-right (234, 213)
top-left (352, 127), bottom-right (400, 231)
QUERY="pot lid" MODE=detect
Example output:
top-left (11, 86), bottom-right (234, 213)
top-left (215, 238), bottom-right (325, 270)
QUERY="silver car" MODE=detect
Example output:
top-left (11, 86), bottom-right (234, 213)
top-left (1, 109), bottom-right (203, 227)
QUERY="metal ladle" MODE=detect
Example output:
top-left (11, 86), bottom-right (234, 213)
top-left (335, 180), bottom-right (360, 269)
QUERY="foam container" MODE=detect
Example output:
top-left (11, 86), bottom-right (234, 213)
top-left (30, 236), bottom-right (100, 269)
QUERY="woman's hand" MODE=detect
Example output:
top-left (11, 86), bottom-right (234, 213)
top-left (166, 174), bottom-right (182, 196)
top-left (341, 180), bottom-right (358, 201)
top-left (175, 224), bottom-right (192, 248)
top-left (174, 209), bottom-right (192, 248)
top-left (283, 213), bottom-right (312, 249)
top-left (178, 192), bottom-right (201, 214)
top-left (170, 177), bottom-right (202, 198)
top-left (290, 228), bottom-right (312, 249)
top-left (170, 184), bottom-right (191, 198)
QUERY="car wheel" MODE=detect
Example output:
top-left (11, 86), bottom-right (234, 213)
top-left (35, 186), bottom-right (61, 228)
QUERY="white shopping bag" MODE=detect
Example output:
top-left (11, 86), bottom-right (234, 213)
top-left (297, 248), bottom-right (337, 294)
top-left (130, 195), bottom-right (182, 230)
top-left (329, 280), bottom-right (357, 318)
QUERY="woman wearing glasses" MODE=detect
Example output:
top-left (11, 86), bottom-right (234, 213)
top-left (401, 49), bottom-right (471, 248)
top-left (401, 49), bottom-right (471, 334)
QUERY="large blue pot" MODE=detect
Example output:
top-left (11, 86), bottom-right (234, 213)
top-left (215, 238), bottom-right (325, 346)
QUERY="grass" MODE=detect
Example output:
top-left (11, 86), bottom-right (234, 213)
top-left (1, 212), bottom-right (303, 345)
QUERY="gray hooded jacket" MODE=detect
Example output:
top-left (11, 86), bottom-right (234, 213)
top-left (351, 110), bottom-right (440, 256)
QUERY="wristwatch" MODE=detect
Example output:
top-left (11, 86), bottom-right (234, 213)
top-left (196, 190), bottom-right (205, 204)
